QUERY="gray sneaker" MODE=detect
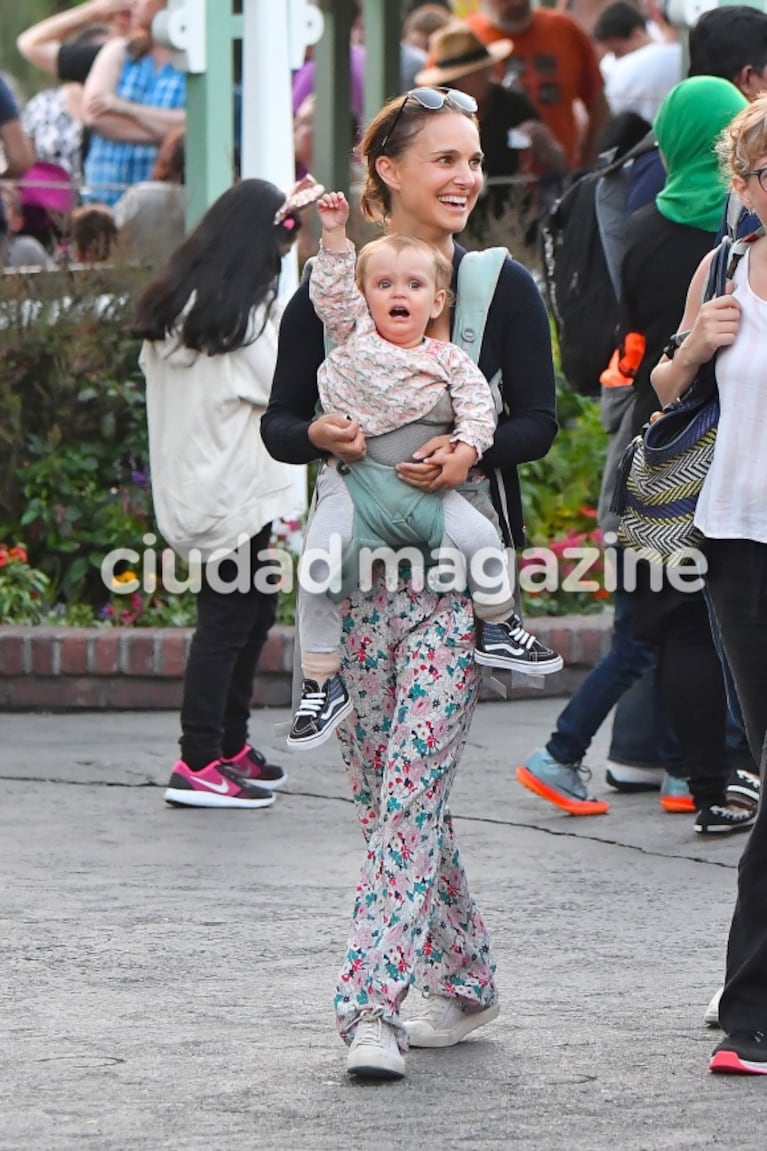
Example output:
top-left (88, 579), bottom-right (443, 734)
top-left (516, 748), bottom-right (609, 815)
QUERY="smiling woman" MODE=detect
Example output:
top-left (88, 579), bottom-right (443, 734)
top-left (261, 88), bottom-right (557, 1082)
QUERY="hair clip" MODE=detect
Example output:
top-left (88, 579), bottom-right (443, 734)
top-left (281, 216), bottom-right (298, 231)
top-left (274, 173), bottom-right (325, 225)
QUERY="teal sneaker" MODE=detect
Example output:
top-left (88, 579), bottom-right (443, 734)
top-left (516, 748), bottom-right (609, 816)
top-left (659, 773), bottom-right (695, 813)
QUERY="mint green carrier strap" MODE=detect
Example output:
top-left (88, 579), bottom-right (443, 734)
top-left (452, 246), bottom-right (508, 410)
top-left (331, 457), bottom-right (444, 601)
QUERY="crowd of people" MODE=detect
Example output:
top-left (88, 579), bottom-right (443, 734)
top-left (0, 0), bottom-right (679, 270)
top-left (1, 0), bottom-right (184, 270)
top-left (5, 0), bottom-right (767, 1083)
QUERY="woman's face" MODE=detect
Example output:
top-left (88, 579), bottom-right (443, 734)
top-left (735, 150), bottom-right (767, 220)
top-left (378, 111), bottom-right (484, 241)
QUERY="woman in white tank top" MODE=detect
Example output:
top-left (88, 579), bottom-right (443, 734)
top-left (652, 95), bottom-right (767, 1077)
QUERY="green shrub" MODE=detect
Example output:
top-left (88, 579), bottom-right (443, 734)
top-left (0, 266), bottom-right (156, 610)
top-left (520, 378), bottom-right (609, 616)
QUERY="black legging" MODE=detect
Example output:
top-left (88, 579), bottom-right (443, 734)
top-left (635, 568), bottom-right (730, 810)
top-left (180, 525), bottom-right (277, 769)
top-left (656, 594), bottom-right (729, 809)
top-left (706, 538), bottom-right (767, 1035)
top-left (706, 538), bottom-right (767, 767)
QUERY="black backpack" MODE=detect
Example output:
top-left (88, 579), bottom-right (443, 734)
top-left (539, 135), bottom-right (657, 397)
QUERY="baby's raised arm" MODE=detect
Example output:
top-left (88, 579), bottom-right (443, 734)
top-left (316, 190), bottom-right (350, 252)
top-left (309, 191), bottom-right (366, 344)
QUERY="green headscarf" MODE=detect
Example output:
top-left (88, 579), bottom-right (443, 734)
top-left (654, 76), bottom-right (747, 232)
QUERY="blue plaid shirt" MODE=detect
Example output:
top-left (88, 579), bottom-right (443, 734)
top-left (84, 55), bottom-right (185, 206)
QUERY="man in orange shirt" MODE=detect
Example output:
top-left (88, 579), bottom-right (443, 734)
top-left (468, 0), bottom-right (610, 168)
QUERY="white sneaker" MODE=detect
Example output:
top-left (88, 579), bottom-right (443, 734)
top-left (346, 1009), bottom-right (405, 1080)
top-left (605, 762), bottom-right (665, 793)
top-left (705, 987), bottom-right (722, 1028)
top-left (404, 993), bottom-right (500, 1048)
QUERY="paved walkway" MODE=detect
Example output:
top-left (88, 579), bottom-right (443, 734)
top-left (2, 699), bottom-right (765, 1151)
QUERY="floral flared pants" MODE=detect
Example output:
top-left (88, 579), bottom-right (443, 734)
top-left (334, 578), bottom-right (498, 1048)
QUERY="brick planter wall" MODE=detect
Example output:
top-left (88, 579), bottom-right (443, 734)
top-left (0, 615), bottom-right (613, 711)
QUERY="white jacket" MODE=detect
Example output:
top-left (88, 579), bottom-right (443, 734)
top-left (141, 300), bottom-right (298, 560)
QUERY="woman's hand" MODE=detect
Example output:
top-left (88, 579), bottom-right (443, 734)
top-left (396, 437), bottom-right (477, 491)
top-left (681, 283), bottom-right (741, 368)
top-left (308, 413), bottom-right (366, 462)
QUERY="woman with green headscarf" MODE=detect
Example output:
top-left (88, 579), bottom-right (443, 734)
top-left (621, 75), bottom-right (747, 432)
top-left (616, 74), bottom-right (750, 834)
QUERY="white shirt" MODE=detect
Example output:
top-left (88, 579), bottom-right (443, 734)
top-left (141, 299), bottom-right (298, 560)
top-left (604, 42), bottom-right (682, 125)
top-left (696, 248), bottom-right (767, 543)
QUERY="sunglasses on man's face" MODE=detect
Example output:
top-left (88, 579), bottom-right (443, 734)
top-left (379, 87), bottom-right (479, 153)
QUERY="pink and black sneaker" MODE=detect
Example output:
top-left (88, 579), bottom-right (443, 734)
top-left (164, 759), bottom-right (275, 809)
top-left (227, 744), bottom-right (287, 789)
top-left (710, 1032), bottom-right (767, 1075)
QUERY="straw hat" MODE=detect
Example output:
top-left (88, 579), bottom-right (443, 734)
top-left (415, 21), bottom-right (513, 87)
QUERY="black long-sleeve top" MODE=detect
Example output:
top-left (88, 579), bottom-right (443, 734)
top-left (262, 243), bottom-right (557, 547)
top-left (619, 203), bottom-right (716, 436)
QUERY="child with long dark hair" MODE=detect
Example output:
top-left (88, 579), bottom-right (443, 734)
top-left (134, 176), bottom-right (320, 808)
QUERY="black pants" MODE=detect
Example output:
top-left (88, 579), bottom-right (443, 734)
top-left (705, 538), bottom-right (767, 1034)
top-left (706, 539), bottom-right (767, 766)
top-left (656, 594), bottom-right (729, 809)
top-left (635, 565), bottom-right (730, 809)
top-left (179, 526), bottom-right (277, 769)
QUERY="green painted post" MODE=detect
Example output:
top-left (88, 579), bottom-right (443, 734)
top-left (313, 0), bottom-right (356, 198)
top-left (361, 0), bottom-right (401, 124)
top-left (184, 1), bottom-right (237, 229)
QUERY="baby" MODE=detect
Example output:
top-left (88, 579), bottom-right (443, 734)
top-left (288, 191), bottom-right (563, 748)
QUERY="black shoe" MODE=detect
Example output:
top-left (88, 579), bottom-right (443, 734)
top-left (694, 804), bottom-right (756, 835)
top-left (475, 614), bottom-right (564, 675)
top-left (726, 768), bottom-right (760, 812)
top-left (710, 1032), bottom-right (767, 1074)
top-left (226, 744), bottom-right (288, 789)
top-left (287, 674), bottom-right (353, 749)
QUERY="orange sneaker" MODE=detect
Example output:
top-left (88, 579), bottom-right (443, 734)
top-left (659, 773), bottom-right (695, 813)
top-left (516, 750), bottom-right (610, 816)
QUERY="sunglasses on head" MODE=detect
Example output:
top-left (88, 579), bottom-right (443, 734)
top-left (379, 87), bottom-right (478, 153)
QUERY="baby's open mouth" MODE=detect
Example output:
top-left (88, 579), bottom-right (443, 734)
top-left (389, 306), bottom-right (410, 317)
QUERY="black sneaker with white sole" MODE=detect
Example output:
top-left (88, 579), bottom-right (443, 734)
top-left (725, 768), bottom-right (761, 812)
top-left (287, 674), bottom-right (353, 749)
top-left (474, 614), bottom-right (564, 675)
top-left (694, 804), bottom-right (756, 835)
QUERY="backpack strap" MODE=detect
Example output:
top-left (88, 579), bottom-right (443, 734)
top-left (452, 245), bottom-right (515, 546)
top-left (726, 225), bottom-right (764, 278)
top-left (697, 227), bottom-right (762, 309)
top-left (453, 246), bottom-right (508, 413)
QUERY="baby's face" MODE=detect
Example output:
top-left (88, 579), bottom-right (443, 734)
top-left (362, 245), bottom-right (445, 349)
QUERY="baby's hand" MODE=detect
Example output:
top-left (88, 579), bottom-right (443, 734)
top-left (317, 191), bottom-right (350, 233)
